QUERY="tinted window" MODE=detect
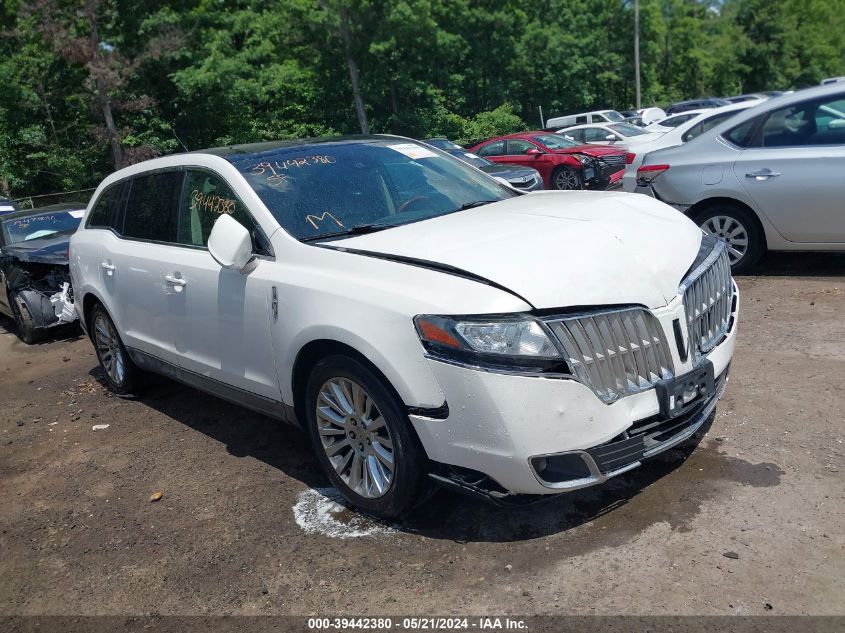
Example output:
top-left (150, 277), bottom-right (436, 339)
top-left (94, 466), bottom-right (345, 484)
top-left (476, 141), bottom-right (505, 157)
top-left (177, 170), bottom-right (265, 252)
top-left (759, 95), bottom-right (845, 147)
top-left (506, 139), bottom-right (536, 155)
top-left (87, 183), bottom-right (124, 229)
top-left (561, 129), bottom-right (585, 143)
top-left (575, 115), bottom-right (587, 124)
top-left (122, 171), bottom-right (182, 242)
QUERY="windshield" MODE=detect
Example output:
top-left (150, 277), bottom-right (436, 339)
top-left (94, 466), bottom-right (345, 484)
top-left (230, 140), bottom-right (515, 241)
top-left (532, 134), bottom-right (579, 149)
top-left (2, 210), bottom-right (82, 245)
top-left (604, 110), bottom-right (625, 122)
top-left (608, 123), bottom-right (649, 136)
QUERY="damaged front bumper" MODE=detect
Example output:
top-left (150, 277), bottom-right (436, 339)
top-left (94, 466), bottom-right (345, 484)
top-left (3, 259), bottom-right (78, 331)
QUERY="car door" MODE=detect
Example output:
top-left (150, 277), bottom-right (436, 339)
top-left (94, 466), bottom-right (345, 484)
top-left (167, 168), bottom-right (281, 400)
top-left (100, 170), bottom-right (182, 367)
top-left (733, 93), bottom-right (845, 243)
top-left (501, 139), bottom-right (544, 170)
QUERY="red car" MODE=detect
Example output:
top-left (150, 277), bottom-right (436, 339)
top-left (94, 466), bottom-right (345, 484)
top-left (468, 132), bottom-right (628, 190)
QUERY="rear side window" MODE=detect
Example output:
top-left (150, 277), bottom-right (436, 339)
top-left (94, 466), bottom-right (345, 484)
top-left (122, 171), bottom-right (182, 243)
top-left (86, 183), bottom-right (125, 229)
top-left (575, 115), bottom-right (588, 124)
top-left (505, 139), bottom-right (536, 155)
top-left (177, 170), bottom-right (266, 253)
top-left (476, 141), bottom-right (505, 157)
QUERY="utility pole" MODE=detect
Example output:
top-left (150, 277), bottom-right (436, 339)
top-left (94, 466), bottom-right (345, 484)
top-left (634, 0), bottom-right (641, 109)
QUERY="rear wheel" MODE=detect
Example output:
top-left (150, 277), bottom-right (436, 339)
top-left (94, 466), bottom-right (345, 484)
top-left (694, 204), bottom-right (763, 273)
top-left (305, 354), bottom-right (424, 519)
top-left (552, 166), bottom-right (582, 190)
top-left (90, 304), bottom-right (142, 395)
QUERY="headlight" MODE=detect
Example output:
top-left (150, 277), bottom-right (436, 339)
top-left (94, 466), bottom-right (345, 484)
top-left (570, 153), bottom-right (593, 165)
top-left (414, 314), bottom-right (569, 374)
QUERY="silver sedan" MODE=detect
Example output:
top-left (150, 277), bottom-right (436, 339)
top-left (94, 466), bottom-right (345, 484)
top-left (633, 84), bottom-right (845, 272)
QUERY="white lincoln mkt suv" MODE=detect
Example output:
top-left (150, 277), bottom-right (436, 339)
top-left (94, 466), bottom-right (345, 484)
top-left (69, 136), bottom-right (739, 518)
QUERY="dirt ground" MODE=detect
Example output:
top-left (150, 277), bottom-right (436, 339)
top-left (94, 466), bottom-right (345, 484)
top-left (1, 252), bottom-right (843, 618)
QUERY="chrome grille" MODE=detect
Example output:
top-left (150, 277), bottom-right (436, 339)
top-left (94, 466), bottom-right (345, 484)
top-left (546, 307), bottom-right (674, 404)
top-left (681, 239), bottom-right (734, 359)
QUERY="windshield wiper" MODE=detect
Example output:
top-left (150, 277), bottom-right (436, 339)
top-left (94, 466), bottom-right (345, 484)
top-left (455, 200), bottom-right (498, 212)
top-left (300, 223), bottom-right (394, 242)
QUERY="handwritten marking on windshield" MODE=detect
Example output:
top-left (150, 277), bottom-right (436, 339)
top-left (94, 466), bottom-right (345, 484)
top-left (251, 156), bottom-right (337, 187)
top-left (306, 212), bottom-right (344, 230)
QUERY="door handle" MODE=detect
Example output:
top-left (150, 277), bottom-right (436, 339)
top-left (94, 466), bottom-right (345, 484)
top-left (164, 274), bottom-right (186, 287)
top-left (100, 262), bottom-right (115, 275)
top-left (745, 170), bottom-right (781, 180)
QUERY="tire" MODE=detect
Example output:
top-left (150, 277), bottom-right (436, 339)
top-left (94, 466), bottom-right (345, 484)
top-left (694, 204), bottom-right (763, 274)
top-left (552, 166), bottom-right (582, 190)
top-left (89, 303), bottom-right (142, 396)
top-left (9, 292), bottom-right (42, 344)
top-left (305, 354), bottom-right (424, 519)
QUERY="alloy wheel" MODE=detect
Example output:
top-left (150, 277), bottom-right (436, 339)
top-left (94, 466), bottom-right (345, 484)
top-left (315, 377), bottom-right (395, 499)
top-left (701, 215), bottom-right (749, 265)
top-left (93, 313), bottom-right (125, 385)
top-left (554, 169), bottom-right (580, 190)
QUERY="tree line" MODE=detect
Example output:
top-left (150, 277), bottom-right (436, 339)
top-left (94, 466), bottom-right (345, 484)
top-left (1, 0), bottom-right (844, 200)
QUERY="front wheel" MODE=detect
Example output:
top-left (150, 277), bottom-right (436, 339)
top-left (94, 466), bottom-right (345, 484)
top-left (305, 354), bottom-right (424, 519)
top-left (89, 304), bottom-right (142, 395)
top-left (9, 292), bottom-right (41, 344)
top-left (552, 166), bottom-right (582, 190)
top-left (694, 205), bottom-right (763, 274)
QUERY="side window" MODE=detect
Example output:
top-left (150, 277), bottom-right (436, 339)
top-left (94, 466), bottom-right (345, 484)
top-left (584, 128), bottom-right (611, 143)
top-left (575, 115), bottom-right (588, 125)
top-left (86, 182), bottom-right (124, 229)
top-left (591, 114), bottom-right (605, 123)
top-left (505, 139), bottom-right (536, 155)
top-left (760, 95), bottom-right (845, 147)
top-left (122, 171), bottom-right (182, 242)
top-left (564, 129), bottom-right (585, 143)
top-left (477, 141), bottom-right (505, 157)
top-left (178, 170), bottom-right (266, 253)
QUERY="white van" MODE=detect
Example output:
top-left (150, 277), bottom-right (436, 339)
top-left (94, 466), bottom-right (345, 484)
top-left (546, 109), bottom-right (625, 129)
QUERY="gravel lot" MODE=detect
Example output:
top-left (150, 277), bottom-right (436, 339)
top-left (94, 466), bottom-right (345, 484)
top-left (1, 253), bottom-right (843, 617)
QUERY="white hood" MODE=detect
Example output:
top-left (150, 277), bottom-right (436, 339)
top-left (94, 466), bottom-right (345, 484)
top-left (330, 191), bottom-right (702, 310)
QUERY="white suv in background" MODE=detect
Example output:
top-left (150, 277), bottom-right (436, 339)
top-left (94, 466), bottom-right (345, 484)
top-left (70, 136), bottom-right (738, 518)
top-left (635, 85), bottom-right (845, 272)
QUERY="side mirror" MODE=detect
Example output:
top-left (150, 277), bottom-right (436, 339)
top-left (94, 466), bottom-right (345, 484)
top-left (605, 134), bottom-right (617, 141)
top-left (526, 148), bottom-right (544, 156)
top-left (208, 214), bottom-right (253, 272)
